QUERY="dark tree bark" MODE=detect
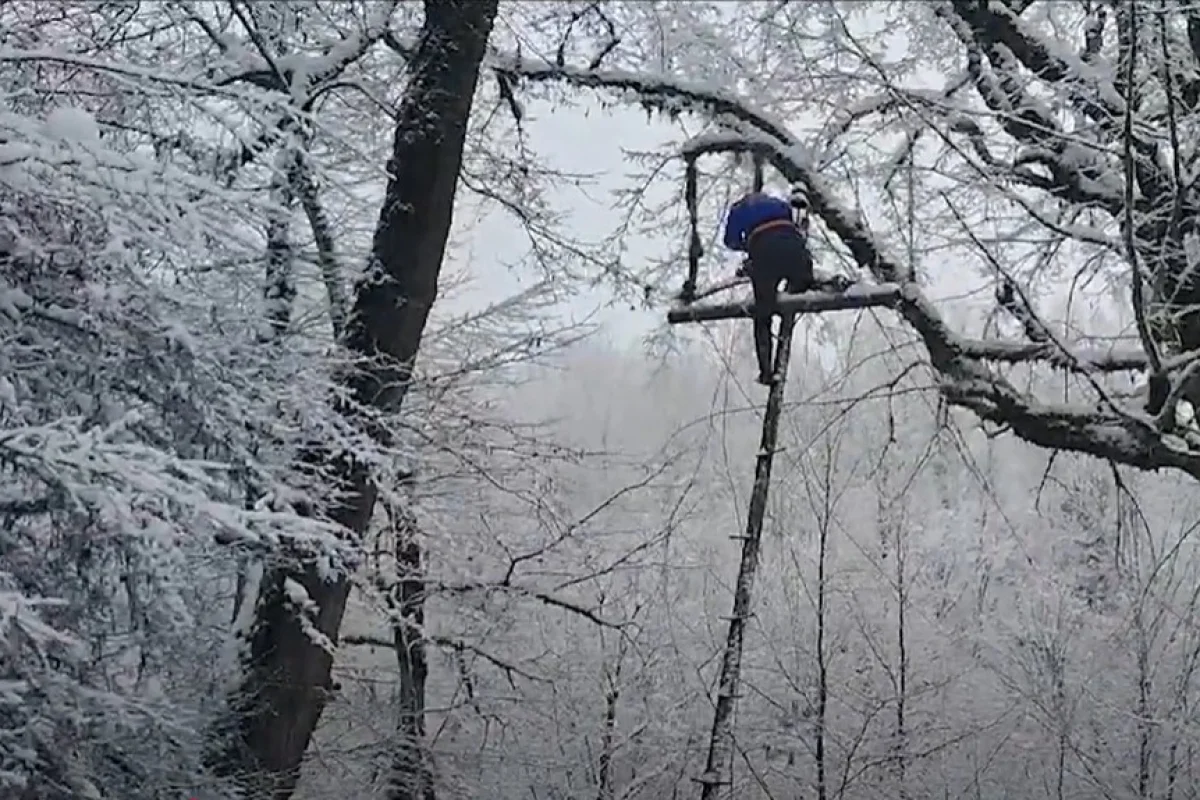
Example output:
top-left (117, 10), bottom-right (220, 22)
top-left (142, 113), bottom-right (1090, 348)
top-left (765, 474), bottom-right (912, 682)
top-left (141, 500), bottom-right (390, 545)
top-left (262, 149), bottom-right (299, 340)
top-left (207, 3), bottom-right (498, 798)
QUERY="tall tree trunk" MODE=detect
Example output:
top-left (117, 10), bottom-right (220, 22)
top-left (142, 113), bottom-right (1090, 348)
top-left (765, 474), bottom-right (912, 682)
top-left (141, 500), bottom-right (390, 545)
top-left (1137, 607), bottom-right (1153, 800)
top-left (207, 3), bottom-right (498, 797)
top-left (1053, 658), bottom-right (1066, 800)
top-left (596, 656), bottom-right (622, 800)
top-left (814, 449), bottom-right (829, 800)
top-left (891, 513), bottom-right (908, 800)
top-left (387, 496), bottom-right (434, 800)
top-left (262, 147), bottom-right (299, 340)
top-left (697, 311), bottom-right (797, 800)
top-left (232, 146), bottom-right (300, 630)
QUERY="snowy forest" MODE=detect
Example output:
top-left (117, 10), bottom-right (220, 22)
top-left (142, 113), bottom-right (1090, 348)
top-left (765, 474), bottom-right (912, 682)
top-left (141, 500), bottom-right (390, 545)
top-left (9, 1), bottom-right (1200, 798)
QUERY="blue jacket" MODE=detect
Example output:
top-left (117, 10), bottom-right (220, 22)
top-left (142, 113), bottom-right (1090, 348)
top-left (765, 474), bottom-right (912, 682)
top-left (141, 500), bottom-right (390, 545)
top-left (723, 193), bottom-right (795, 252)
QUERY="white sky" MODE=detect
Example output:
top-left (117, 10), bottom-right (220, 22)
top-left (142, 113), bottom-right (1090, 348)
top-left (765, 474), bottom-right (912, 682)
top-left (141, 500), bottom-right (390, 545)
top-left (444, 98), bottom-right (683, 350)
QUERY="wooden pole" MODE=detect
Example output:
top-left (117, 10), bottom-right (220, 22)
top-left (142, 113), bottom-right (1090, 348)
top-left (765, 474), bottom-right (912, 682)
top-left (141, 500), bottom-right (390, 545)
top-left (696, 310), bottom-right (798, 799)
top-left (682, 153), bottom-right (702, 303)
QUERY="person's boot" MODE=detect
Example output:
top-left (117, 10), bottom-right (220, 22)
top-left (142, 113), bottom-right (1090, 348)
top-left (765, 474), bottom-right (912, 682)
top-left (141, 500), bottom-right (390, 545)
top-left (754, 334), bottom-right (774, 388)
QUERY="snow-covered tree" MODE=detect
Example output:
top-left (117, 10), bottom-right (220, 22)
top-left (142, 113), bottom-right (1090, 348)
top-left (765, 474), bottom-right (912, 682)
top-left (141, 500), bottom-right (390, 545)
top-left (0, 16), bottom-right (352, 798)
top-left (496, 0), bottom-right (1200, 479)
top-left (20, 3), bottom-right (1200, 800)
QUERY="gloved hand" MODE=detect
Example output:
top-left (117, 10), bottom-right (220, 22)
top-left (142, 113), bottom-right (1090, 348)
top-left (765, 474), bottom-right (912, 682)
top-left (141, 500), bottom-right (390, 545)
top-left (827, 274), bottom-right (854, 292)
top-left (735, 259), bottom-right (751, 279)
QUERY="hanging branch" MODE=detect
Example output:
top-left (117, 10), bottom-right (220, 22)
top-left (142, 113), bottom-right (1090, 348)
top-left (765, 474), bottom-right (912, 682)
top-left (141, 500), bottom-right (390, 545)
top-left (680, 152), bottom-right (702, 303)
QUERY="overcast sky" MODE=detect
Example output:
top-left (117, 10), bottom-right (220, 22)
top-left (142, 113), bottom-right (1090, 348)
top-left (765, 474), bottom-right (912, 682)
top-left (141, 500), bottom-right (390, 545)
top-left (441, 98), bottom-right (684, 351)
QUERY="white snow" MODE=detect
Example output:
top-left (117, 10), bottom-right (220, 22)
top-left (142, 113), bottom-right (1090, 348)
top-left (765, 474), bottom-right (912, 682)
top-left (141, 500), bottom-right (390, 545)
top-left (842, 281), bottom-right (900, 299)
top-left (0, 376), bottom-right (17, 409)
top-left (1177, 400), bottom-right (1200, 433)
top-left (0, 286), bottom-right (33, 320)
top-left (231, 562), bottom-right (263, 644)
top-left (45, 106), bottom-right (100, 144)
top-left (161, 319), bottom-right (197, 354)
top-left (0, 142), bottom-right (34, 166)
top-left (283, 577), bottom-right (336, 655)
top-left (36, 304), bottom-right (87, 328)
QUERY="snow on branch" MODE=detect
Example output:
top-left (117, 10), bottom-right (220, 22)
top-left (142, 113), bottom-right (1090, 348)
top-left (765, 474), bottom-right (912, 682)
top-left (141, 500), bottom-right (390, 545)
top-left (0, 414), bottom-right (348, 560)
top-left (209, 0), bottom-right (400, 100)
top-left (492, 54), bottom-right (1200, 480)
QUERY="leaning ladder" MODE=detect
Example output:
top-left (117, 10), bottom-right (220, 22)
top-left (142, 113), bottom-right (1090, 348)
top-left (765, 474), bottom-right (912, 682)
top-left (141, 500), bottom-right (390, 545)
top-left (672, 153), bottom-right (797, 799)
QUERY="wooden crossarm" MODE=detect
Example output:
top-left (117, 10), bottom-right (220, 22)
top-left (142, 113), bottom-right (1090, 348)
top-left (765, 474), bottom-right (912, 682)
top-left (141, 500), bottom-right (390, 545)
top-left (667, 283), bottom-right (902, 324)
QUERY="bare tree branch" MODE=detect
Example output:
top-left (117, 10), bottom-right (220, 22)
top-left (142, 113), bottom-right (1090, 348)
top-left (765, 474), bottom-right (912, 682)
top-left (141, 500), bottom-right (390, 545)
top-left (341, 632), bottom-right (548, 685)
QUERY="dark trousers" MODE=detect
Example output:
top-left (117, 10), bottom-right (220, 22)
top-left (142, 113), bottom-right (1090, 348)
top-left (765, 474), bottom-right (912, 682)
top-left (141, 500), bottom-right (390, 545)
top-left (747, 225), bottom-right (814, 379)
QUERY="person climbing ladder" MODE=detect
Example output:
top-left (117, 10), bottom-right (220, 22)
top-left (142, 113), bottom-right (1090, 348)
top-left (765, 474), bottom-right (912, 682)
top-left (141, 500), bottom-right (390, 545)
top-left (722, 188), bottom-right (815, 386)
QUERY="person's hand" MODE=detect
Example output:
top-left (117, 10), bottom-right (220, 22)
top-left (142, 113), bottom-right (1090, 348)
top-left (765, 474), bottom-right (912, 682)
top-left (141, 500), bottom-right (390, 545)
top-left (735, 259), bottom-right (751, 278)
top-left (829, 274), bottom-right (854, 292)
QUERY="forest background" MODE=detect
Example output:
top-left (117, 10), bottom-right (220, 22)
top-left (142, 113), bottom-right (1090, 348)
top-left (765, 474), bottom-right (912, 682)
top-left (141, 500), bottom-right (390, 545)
top-left (4, 2), bottom-right (1199, 800)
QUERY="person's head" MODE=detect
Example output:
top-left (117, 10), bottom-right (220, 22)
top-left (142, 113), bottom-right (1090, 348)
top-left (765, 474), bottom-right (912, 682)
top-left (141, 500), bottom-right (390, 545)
top-left (735, 190), bottom-right (774, 204)
top-left (734, 190), bottom-right (792, 217)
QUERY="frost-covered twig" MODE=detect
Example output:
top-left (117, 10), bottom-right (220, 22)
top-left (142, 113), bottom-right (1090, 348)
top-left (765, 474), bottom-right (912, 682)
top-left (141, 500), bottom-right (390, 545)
top-left (209, 0), bottom-right (400, 100)
top-left (431, 579), bottom-right (627, 630)
top-left (0, 416), bottom-right (346, 554)
top-left (341, 632), bottom-right (548, 684)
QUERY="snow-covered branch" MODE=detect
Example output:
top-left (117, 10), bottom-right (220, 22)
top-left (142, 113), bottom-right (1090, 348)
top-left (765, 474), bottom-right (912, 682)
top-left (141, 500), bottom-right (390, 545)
top-left (210, 0), bottom-right (400, 101)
